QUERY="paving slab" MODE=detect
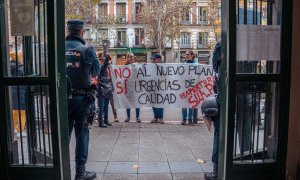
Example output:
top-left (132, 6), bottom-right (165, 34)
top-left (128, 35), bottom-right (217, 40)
top-left (138, 174), bottom-right (172, 180)
top-left (191, 148), bottom-right (212, 161)
top-left (88, 148), bottom-right (113, 161)
top-left (167, 153), bottom-right (196, 161)
top-left (105, 162), bottom-right (139, 174)
top-left (169, 162), bottom-right (203, 173)
top-left (69, 107), bottom-right (214, 179)
top-left (101, 174), bottom-right (138, 180)
top-left (139, 147), bottom-right (167, 161)
top-left (137, 162), bottom-right (170, 173)
top-left (110, 154), bottom-right (139, 161)
top-left (90, 138), bottom-right (117, 149)
top-left (140, 132), bottom-right (161, 139)
top-left (173, 173), bottom-right (205, 180)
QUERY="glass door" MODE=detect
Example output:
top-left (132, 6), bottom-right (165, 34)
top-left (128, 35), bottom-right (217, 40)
top-left (0, 0), bottom-right (70, 179)
top-left (219, 0), bottom-right (292, 179)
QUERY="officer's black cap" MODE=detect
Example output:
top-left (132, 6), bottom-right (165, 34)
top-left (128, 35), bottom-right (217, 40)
top-left (150, 53), bottom-right (161, 59)
top-left (67, 19), bottom-right (84, 29)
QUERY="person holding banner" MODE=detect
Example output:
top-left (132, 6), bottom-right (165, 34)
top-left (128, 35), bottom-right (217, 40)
top-left (124, 53), bottom-right (141, 123)
top-left (181, 50), bottom-right (197, 126)
top-left (150, 53), bottom-right (165, 124)
top-left (108, 59), bottom-right (119, 122)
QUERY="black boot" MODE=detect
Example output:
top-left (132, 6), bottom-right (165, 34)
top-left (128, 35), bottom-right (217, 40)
top-left (75, 164), bottom-right (96, 180)
top-left (204, 162), bottom-right (218, 180)
top-left (99, 122), bottom-right (107, 128)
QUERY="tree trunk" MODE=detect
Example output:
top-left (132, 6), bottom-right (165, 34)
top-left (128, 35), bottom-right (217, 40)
top-left (171, 37), bottom-right (174, 63)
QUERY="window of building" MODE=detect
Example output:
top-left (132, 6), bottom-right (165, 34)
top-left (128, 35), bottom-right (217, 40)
top-left (180, 33), bottom-right (191, 48)
top-left (135, 28), bottom-right (144, 47)
top-left (116, 3), bottom-right (126, 17)
top-left (198, 51), bottom-right (210, 64)
top-left (116, 29), bottom-right (127, 47)
top-left (198, 32), bottom-right (208, 48)
top-left (98, 3), bottom-right (108, 23)
top-left (135, 3), bottom-right (142, 23)
top-left (134, 53), bottom-right (147, 63)
top-left (183, 11), bottom-right (190, 25)
top-left (198, 6), bottom-right (208, 23)
top-left (98, 3), bottom-right (108, 17)
top-left (96, 29), bottom-right (108, 45)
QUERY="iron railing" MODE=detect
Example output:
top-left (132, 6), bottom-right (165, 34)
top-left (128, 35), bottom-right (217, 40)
top-left (114, 40), bottom-right (128, 48)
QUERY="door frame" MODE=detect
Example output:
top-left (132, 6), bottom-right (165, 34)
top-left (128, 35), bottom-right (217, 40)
top-left (218, 0), bottom-right (293, 179)
top-left (0, 0), bottom-right (70, 179)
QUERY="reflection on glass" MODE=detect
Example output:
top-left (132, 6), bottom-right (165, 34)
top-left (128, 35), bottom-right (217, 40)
top-left (7, 85), bottom-right (53, 167)
top-left (5, 2), bottom-right (48, 77)
top-left (236, 0), bottom-right (281, 74)
top-left (233, 82), bottom-right (278, 164)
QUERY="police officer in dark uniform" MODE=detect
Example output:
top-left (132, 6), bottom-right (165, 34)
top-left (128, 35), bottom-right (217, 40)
top-left (204, 41), bottom-right (221, 180)
top-left (66, 19), bottom-right (100, 180)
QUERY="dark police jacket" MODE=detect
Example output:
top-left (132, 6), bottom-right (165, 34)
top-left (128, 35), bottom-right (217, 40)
top-left (212, 41), bottom-right (221, 104)
top-left (65, 35), bottom-right (100, 90)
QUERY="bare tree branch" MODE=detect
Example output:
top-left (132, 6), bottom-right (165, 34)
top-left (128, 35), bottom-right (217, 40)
top-left (140, 0), bottom-right (192, 57)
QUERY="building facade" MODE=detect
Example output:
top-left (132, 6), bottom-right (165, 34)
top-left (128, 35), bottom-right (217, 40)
top-left (171, 0), bottom-right (220, 64)
top-left (83, 0), bottom-right (219, 65)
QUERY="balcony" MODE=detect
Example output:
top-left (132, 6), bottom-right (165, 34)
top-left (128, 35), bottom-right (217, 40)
top-left (97, 15), bottom-right (110, 24)
top-left (133, 43), bottom-right (145, 48)
top-left (198, 20), bottom-right (208, 25)
top-left (181, 20), bottom-right (192, 25)
top-left (197, 41), bottom-right (209, 49)
top-left (115, 14), bottom-right (128, 24)
top-left (114, 40), bottom-right (128, 48)
top-left (180, 43), bottom-right (192, 48)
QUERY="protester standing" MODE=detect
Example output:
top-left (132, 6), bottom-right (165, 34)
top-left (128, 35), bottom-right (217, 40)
top-left (124, 53), bottom-right (141, 123)
top-left (150, 53), bottom-right (165, 124)
top-left (97, 51), bottom-right (113, 128)
top-left (181, 50), bottom-right (197, 126)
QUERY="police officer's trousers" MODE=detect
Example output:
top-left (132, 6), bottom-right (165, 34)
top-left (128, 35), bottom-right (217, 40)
top-left (68, 96), bottom-right (90, 166)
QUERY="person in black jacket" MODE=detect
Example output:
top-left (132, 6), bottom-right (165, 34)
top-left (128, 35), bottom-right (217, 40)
top-left (204, 41), bottom-right (221, 180)
top-left (66, 19), bottom-right (100, 180)
top-left (97, 51), bottom-right (114, 128)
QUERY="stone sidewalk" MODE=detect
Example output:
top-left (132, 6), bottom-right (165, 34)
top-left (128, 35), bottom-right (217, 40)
top-left (70, 107), bottom-right (214, 180)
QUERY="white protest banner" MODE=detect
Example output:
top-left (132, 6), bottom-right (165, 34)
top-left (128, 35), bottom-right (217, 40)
top-left (111, 63), bottom-right (215, 108)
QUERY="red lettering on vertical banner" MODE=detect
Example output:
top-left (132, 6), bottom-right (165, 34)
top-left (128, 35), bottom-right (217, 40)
top-left (179, 76), bottom-right (215, 108)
